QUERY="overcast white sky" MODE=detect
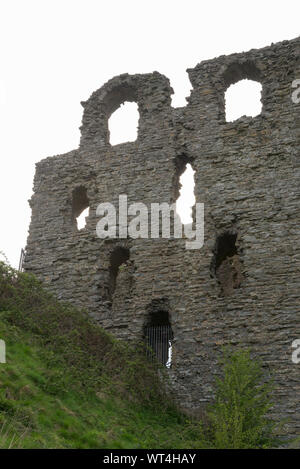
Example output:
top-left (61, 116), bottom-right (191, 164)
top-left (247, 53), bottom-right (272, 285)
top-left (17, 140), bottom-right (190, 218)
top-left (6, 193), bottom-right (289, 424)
top-left (0, 0), bottom-right (299, 267)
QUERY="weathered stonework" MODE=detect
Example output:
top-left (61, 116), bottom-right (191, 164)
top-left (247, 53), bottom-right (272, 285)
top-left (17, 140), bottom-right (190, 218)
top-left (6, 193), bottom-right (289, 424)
top-left (25, 38), bottom-right (300, 437)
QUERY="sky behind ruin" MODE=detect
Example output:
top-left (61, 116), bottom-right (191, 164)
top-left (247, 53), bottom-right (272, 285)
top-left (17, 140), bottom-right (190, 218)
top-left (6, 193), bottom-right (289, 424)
top-left (0, 0), bottom-right (299, 267)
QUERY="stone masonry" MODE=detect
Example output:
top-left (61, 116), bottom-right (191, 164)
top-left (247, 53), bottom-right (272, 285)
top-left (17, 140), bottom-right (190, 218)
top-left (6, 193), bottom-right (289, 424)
top-left (25, 37), bottom-right (300, 437)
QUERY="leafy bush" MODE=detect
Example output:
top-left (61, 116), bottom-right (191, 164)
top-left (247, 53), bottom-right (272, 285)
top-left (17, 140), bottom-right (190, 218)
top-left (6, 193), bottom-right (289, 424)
top-left (205, 348), bottom-right (279, 448)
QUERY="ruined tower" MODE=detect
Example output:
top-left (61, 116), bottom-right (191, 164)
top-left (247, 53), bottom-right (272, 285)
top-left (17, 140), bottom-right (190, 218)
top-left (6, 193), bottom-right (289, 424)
top-left (25, 37), bottom-right (300, 436)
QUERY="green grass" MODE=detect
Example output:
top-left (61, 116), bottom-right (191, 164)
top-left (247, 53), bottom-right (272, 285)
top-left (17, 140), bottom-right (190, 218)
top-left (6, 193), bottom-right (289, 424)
top-left (0, 261), bottom-right (281, 449)
top-left (0, 316), bottom-right (200, 448)
top-left (0, 262), bottom-right (203, 448)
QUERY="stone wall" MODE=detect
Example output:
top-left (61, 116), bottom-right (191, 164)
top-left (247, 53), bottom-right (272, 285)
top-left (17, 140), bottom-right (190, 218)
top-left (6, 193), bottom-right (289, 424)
top-left (25, 37), bottom-right (300, 437)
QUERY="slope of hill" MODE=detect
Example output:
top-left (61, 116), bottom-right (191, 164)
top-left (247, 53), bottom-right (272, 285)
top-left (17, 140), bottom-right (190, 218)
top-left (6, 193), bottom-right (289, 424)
top-left (0, 262), bottom-right (203, 449)
top-left (0, 262), bottom-right (283, 449)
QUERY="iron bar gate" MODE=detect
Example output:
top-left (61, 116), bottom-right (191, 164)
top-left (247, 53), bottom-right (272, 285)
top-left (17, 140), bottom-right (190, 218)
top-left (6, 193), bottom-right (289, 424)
top-left (145, 324), bottom-right (173, 368)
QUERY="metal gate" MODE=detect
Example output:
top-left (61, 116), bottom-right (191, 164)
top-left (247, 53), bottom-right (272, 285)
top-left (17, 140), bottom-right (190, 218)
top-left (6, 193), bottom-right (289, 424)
top-left (145, 325), bottom-right (173, 368)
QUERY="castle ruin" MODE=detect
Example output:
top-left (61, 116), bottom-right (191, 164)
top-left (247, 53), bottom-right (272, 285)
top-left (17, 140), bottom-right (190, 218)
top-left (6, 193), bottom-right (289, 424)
top-left (25, 37), bottom-right (300, 436)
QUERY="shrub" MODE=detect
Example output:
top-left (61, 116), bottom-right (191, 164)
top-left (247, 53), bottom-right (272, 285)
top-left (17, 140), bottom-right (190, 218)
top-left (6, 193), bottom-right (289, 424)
top-left (205, 348), bottom-right (279, 448)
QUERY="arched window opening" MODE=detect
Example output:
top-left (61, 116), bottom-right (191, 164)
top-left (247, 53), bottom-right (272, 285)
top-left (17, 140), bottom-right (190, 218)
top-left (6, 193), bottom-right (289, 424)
top-left (108, 101), bottom-right (139, 145)
top-left (109, 247), bottom-right (130, 299)
top-left (176, 163), bottom-right (195, 225)
top-left (72, 186), bottom-right (89, 231)
top-left (213, 232), bottom-right (243, 296)
top-left (144, 310), bottom-right (173, 368)
top-left (225, 79), bottom-right (262, 122)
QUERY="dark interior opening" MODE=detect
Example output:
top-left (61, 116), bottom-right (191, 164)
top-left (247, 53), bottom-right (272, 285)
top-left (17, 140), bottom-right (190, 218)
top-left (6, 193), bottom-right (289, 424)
top-left (109, 247), bottom-right (130, 298)
top-left (214, 232), bottom-right (238, 272)
top-left (213, 232), bottom-right (243, 296)
top-left (146, 310), bottom-right (170, 327)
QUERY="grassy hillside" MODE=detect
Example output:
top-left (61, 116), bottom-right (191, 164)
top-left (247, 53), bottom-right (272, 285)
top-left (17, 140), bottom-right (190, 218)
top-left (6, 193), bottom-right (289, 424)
top-left (0, 262), bottom-right (281, 449)
top-left (0, 262), bottom-right (203, 449)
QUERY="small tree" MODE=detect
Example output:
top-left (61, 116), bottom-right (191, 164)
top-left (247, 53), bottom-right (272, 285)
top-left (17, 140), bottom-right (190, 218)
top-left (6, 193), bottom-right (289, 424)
top-left (0, 252), bottom-right (9, 265)
top-left (206, 348), bottom-right (279, 449)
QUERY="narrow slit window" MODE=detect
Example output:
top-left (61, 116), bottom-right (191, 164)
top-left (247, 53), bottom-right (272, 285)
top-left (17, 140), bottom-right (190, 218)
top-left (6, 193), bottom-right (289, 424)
top-left (213, 232), bottom-right (243, 296)
top-left (76, 207), bottom-right (89, 230)
top-left (109, 247), bottom-right (130, 299)
top-left (72, 186), bottom-right (89, 231)
top-left (176, 163), bottom-right (195, 224)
